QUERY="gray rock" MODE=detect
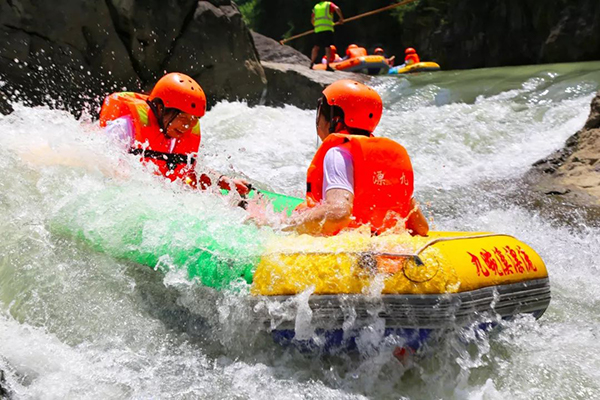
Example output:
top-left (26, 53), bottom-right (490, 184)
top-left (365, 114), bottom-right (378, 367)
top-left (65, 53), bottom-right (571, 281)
top-left (529, 91), bottom-right (600, 208)
top-left (0, 89), bottom-right (13, 115)
top-left (251, 31), bottom-right (310, 65)
top-left (0, 0), bottom-right (266, 113)
top-left (0, 368), bottom-right (10, 399)
top-left (261, 61), bottom-right (369, 109)
top-left (0, 0), bottom-right (138, 111)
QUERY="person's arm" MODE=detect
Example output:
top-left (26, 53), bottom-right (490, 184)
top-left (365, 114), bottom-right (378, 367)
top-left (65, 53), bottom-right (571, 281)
top-left (104, 116), bottom-right (135, 150)
top-left (406, 197), bottom-right (429, 236)
top-left (287, 188), bottom-right (353, 235)
top-left (311, 11), bottom-right (315, 26)
top-left (333, 4), bottom-right (344, 24)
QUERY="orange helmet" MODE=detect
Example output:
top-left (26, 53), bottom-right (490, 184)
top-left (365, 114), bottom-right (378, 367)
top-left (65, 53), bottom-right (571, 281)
top-left (405, 47), bottom-right (416, 55)
top-left (374, 47), bottom-right (384, 55)
top-left (322, 79), bottom-right (382, 132)
top-left (149, 73), bottom-right (206, 118)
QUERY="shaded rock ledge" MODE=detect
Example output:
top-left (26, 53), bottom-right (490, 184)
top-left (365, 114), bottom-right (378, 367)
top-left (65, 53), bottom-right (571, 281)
top-left (0, 368), bottom-right (11, 400)
top-left (0, 0), bottom-right (266, 114)
top-left (261, 62), bottom-right (369, 110)
top-left (251, 31), bottom-right (310, 65)
top-left (252, 31), bottom-right (370, 109)
top-left (528, 91), bottom-right (600, 208)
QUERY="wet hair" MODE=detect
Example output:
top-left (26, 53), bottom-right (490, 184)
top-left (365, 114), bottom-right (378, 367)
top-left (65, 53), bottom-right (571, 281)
top-left (319, 96), bottom-right (370, 136)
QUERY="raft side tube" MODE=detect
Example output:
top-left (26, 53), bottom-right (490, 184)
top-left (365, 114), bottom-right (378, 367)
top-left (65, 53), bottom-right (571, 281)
top-left (250, 278), bottom-right (551, 331)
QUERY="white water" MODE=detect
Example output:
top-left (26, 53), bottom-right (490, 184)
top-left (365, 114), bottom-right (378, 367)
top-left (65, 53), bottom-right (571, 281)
top-left (1, 62), bottom-right (600, 399)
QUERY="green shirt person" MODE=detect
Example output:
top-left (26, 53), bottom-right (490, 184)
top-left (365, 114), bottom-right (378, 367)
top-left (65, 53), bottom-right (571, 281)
top-left (310, 1), bottom-right (344, 68)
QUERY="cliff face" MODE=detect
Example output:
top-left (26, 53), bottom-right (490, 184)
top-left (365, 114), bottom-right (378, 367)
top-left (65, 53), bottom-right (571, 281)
top-left (0, 0), bottom-right (267, 114)
top-left (248, 0), bottom-right (600, 69)
top-left (530, 92), bottom-right (600, 207)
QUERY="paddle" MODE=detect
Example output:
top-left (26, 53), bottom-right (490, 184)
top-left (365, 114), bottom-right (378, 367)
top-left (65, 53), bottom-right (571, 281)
top-left (279, 0), bottom-right (420, 45)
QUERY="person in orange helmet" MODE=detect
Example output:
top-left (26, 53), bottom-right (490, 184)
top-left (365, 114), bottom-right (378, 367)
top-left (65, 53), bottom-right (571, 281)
top-left (344, 43), bottom-right (367, 60)
top-left (374, 47), bottom-right (395, 66)
top-left (99, 72), bottom-right (250, 195)
top-left (404, 47), bottom-right (420, 65)
top-left (321, 45), bottom-right (342, 64)
top-left (282, 79), bottom-right (429, 236)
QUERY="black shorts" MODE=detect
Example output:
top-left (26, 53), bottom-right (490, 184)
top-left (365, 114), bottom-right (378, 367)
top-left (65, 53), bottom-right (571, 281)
top-left (314, 31), bottom-right (334, 48)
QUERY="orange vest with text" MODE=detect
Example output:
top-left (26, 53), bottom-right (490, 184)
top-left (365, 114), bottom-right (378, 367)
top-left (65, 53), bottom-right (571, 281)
top-left (99, 92), bottom-right (201, 181)
top-left (405, 53), bottom-right (420, 65)
top-left (305, 133), bottom-right (414, 234)
top-left (347, 47), bottom-right (368, 59)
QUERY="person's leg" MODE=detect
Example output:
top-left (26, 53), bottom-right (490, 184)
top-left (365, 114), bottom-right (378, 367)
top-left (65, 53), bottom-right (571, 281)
top-left (311, 45), bottom-right (320, 67)
top-left (325, 46), bottom-right (332, 63)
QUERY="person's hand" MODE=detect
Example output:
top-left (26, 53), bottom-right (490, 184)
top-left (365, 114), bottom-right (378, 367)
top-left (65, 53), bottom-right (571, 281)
top-left (338, 18), bottom-right (344, 25)
top-left (232, 178), bottom-right (252, 196)
top-left (218, 176), bottom-right (252, 196)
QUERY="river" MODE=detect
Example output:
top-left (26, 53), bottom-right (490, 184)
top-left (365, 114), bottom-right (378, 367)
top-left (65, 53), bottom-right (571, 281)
top-left (1, 61), bottom-right (599, 399)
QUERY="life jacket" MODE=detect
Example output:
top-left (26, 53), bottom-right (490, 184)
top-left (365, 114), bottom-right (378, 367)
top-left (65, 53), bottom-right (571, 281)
top-left (313, 1), bottom-right (334, 33)
top-left (305, 133), bottom-right (414, 235)
top-left (99, 92), bottom-right (201, 182)
top-left (405, 53), bottom-right (420, 65)
top-left (347, 47), bottom-right (368, 59)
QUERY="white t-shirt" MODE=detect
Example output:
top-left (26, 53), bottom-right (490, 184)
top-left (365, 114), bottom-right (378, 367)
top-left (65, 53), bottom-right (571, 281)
top-left (104, 115), bottom-right (177, 153)
top-left (322, 146), bottom-right (354, 195)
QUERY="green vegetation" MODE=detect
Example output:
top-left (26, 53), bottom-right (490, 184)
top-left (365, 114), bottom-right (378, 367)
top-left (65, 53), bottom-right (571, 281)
top-left (236, 0), bottom-right (259, 29)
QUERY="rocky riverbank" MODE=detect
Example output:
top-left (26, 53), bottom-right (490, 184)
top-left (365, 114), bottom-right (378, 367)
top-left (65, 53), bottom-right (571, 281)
top-left (528, 91), bottom-right (600, 209)
top-left (246, 0), bottom-right (600, 70)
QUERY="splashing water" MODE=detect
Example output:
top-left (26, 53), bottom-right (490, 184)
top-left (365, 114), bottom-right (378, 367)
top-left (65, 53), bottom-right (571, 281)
top-left (1, 61), bottom-right (600, 399)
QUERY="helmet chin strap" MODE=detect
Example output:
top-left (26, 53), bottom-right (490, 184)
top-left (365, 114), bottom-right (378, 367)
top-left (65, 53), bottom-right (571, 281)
top-left (329, 116), bottom-right (342, 134)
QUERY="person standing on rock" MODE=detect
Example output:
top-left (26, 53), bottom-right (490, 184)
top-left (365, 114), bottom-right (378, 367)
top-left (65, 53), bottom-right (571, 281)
top-left (310, 1), bottom-right (344, 68)
top-left (99, 72), bottom-right (250, 195)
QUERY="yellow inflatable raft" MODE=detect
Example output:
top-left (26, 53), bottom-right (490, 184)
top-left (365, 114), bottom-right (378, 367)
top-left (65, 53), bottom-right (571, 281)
top-left (250, 231), bottom-right (550, 333)
top-left (389, 61), bottom-right (441, 75)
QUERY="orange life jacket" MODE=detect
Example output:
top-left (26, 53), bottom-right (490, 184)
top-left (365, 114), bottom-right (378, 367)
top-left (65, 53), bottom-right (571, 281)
top-left (99, 92), bottom-right (201, 181)
top-left (405, 53), bottom-right (420, 65)
top-left (347, 47), bottom-right (368, 59)
top-left (305, 133), bottom-right (414, 234)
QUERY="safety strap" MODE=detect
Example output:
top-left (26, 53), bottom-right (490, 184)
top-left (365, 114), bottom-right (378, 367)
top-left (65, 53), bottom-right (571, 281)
top-left (129, 148), bottom-right (196, 171)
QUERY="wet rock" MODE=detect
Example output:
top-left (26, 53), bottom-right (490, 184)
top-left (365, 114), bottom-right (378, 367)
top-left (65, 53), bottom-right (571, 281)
top-left (0, 369), bottom-right (10, 399)
top-left (252, 31), bottom-right (311, 65)
top-left (529, 91), bottom-right (600, 208)
top-left (261, 61), bottom-right (369, 109)
top-left (0, 0), bottom-right (266, 114)
top-left (0, 89), bottom-right (13, 115)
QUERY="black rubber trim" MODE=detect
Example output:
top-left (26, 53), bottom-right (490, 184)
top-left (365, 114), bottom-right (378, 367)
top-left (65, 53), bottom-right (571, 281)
top-left (250, 278), bottom-right (551, 330)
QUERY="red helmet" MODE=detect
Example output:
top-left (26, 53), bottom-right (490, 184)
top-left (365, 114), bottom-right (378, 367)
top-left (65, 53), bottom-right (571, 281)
top-left (405, 47), bottom-right (416, 55)
top-left (374, 47), bottom-right (384, 55)
top-left (322, 79), bottom-right (382, 132)
top-left (149, 73), bottom-right (206, 117)
top-left (330, 45), bottom-right (337, 54)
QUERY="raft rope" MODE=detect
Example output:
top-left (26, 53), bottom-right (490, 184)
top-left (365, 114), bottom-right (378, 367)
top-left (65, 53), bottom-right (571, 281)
top-left (266, 233), bottom-right (516, 265)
